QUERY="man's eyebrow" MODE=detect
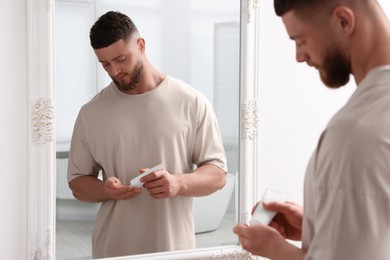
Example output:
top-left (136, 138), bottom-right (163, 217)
top-left (98, 55), bottom-right (123, 63)
top-left (289, 34), bottom-right (304, 40)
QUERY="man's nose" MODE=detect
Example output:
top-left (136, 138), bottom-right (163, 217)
top-left (296, 50), bottom-right (307, 63)
top-left (108, 63), bottom-right (121, 77)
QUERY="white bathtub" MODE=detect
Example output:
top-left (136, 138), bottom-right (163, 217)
top-left (193, 173), bottom-right (236, 234)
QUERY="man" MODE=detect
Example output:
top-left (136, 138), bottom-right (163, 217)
top-left (233, 0), bottom-right (390, 259)
top-left (67, 11), bottom-right (227, 258)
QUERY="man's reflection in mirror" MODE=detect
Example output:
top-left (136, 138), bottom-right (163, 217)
top-left (67, 11), bottom-right (228, 258)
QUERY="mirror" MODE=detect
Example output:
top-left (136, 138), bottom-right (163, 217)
top-left (55, 0), bottom-right (240, 258)
top-left (27, 0), bottom-right (262, 259)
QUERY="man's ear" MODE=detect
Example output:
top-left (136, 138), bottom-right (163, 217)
top-left (137, 37), bottom-right (146, 52)
top-left (332, 6), bottom-right (356, 35)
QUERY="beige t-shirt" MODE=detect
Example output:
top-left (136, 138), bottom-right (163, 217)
top-left (67, 75), bottom-right (227, 258)
top-left (303, 66), bottom-right (390, 259)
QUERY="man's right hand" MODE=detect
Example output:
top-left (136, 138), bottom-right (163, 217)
top-left (104, 176), bottom-right (141, 200)
top-left (69, 175), bottom-right (141, 202)
top-left (262, 201), bottom-right (303, 241)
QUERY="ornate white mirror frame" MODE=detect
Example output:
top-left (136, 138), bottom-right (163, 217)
top-left (27, 0), bottom-right (261, 259)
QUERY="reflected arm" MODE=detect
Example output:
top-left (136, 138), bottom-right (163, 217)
top-left (177, 163), bottom-right (227, 197)
top-left (69, 176), bottom-right (109, 202)
top-left (142, 163), bottom-right (227, 199)
top-left (69, 175), bottom-right (139, 202)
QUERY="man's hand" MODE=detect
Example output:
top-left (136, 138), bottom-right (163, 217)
top-left (263, 201), bottom-right (303, 240)
top-left (233, 221), bottom-right (305, 260)
top-left (232, 201), bottom-right (304, 258)
top-left (233, 222), bottom-right (284, 258)
top-left (138, 168), bottom-right (180, 199)
top-left (104, 176), bottom-right (141, 200)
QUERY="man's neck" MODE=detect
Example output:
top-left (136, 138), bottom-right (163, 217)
top-left (351, 6), bottom-right (390, 85)
top-left (123, 64), bottom-right (166, 95)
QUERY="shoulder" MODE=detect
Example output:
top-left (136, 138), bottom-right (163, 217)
top-left (321, 111), bottom-right (388, 160)
top-left (165, 76), bottom-right (202, 95)
top-left (79, 82), bottom-right (116, 113)
top-left (165, 75), bottom-right (212, 106)
top-left (315, 100), bottom-right (390, 186)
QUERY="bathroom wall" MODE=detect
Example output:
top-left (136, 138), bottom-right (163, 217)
top-left (0, 0), bottom-right (28, 259)
top-left (256, 2), bottom-right (355, 203)
top-left (256, 0), bottom-right (390, 204)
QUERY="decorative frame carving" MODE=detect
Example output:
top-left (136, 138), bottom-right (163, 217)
top-left (27, 0), bottom-right (56, 259)
top-left (27, 0), bottom-right (261, 259)
top-left (242, 99), bottom-right (259, 141)
top-left (31, 98), bottom-right (55, 144)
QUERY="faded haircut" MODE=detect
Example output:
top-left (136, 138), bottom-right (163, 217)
top-left (274, 0), bottom-right (365, 20)
top-left (89, 11), bottom-right (139, 49)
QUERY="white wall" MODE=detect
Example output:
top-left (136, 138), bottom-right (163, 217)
top-left (0, 0), bottom-right (28, 259)
top-left (257, 1), bottom-right (390, 204)
top-left (257, 2), bottom-right (355, 203)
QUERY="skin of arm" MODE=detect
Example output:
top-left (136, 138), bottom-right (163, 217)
top-left (234, 223), bottom-right (305, 260)
top-left (69, 163), bottom-right (226, 202)
top-left (233, 201), bottom-right (305, 259)
top-left (142, 163), bottom-right (226, 199)
top-left (69, 175), bottom-right (141, 203)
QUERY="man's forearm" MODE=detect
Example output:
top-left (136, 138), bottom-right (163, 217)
top-left (69, 176), bottom-right (110, 202)
top-left (268, 238), bottom-right (306, 260)
top-left (177, 164), bottom-right (226, 197)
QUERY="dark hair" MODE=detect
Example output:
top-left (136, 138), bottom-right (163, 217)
top-left (89, 11), bottom-right (139, 49)
top-left (274, 0), bottom-right (333, 18)
top-left (274, 0), bottom-right (296, 16)
top-left (274, 0), bottom-right (364, 18)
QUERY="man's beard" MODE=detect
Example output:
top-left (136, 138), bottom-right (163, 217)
top-left (319, 48), bottom-right (351, 89)
top-left (113, 60), bottom-right (144, 92)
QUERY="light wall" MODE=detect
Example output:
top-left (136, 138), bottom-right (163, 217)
top-left (257, 2), bottom-right (355, 203)
top-left (0, 0), bottom-right (28, 259)
top-left (257, 0), bottom-right (390, 204)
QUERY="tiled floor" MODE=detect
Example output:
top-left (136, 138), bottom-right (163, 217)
top-left (56, 213), bottom-right (238, 260)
